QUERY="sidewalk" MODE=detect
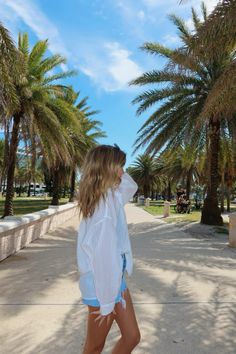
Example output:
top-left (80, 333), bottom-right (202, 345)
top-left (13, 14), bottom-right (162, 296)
top-left (0, 204), bottom-right (236, 354)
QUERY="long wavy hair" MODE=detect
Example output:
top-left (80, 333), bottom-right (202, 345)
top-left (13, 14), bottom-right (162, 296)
top-left (78, 144), bottom-right (126, 218)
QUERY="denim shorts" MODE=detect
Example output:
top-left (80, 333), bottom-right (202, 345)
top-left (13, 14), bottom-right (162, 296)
top-left (82, 253), bottom-right (127, 307)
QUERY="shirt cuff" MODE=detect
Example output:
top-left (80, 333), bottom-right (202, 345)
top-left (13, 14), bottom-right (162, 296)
top-left (100, 302), bottom-right (116, 316)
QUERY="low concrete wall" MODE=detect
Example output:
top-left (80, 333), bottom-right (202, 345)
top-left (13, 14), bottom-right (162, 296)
top-left (0, 202), bottom-right (79, 261)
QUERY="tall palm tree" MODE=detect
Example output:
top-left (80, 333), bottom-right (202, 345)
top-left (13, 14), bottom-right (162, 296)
top-left (129, 154), bottom-right (162, 198)
top-left (53, 87), bottom-right (106, 203)
top-left (219, 131), bottom-right (235, 212)
top-left (131, 3), bottom-right (235, 225)
top-left (191, 1), bottom-right (236, 56)
top-left (2, 33), bottom-right (77, 217)
top-left (160, 145), bottom-right (201, 200)
top-left (0, 23), bottom-right (18, 113)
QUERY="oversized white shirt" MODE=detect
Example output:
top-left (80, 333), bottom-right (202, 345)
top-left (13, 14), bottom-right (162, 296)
top-left (76, 172), bottom-right (138, 316)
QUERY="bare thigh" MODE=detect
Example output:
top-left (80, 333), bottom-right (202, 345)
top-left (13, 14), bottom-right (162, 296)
top-left (114, 289), bottom-right (140, 342)
top-left (83, 305), bottom-right (115, 353)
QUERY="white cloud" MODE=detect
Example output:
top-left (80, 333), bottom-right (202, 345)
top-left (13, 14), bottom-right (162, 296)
top-left (202, 0), bottom-right (219, 13)
top-left (137, 10), bottom-right (146, 21)
top-left (79, 41), bottom-right (142, 92)
top-left (162, 34), bottom-right (180, 46)
top-left (142, 0), bottom-right (218, 11)
top-left (1, 0), bottom-right (142, 92)
top-left (141, 0), bottom-right (177, 8)
top-left (185, 18), bottom-right (195, 31)
top-left (184, 0), bottom-right (219, 33)
top-left (0, 0), bottom-right (69, 57)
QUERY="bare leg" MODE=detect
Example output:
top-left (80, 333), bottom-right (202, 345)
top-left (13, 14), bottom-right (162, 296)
top-left (112, 289), bottom-right (141, 354)
top-left (83, 305), bottom-right (115, 354)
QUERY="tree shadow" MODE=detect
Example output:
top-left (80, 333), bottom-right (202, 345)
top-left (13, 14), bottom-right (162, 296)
top-left (1, 215), bottom-right (236, 353)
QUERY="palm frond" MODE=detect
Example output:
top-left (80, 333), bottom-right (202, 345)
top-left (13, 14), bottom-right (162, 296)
top-left (141, 42), bottom-right (173, 58)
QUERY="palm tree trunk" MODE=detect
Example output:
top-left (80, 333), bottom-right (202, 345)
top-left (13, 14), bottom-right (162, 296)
top-left (143, 183), bottom-right (150, 198)
top-left (220, 172), bottom-right (225, 212)
top-left (51, 169), bottom-right (60, 205)
top-left (18, 183), bottom-right (22, 197)
top-left (63, 183), bottom-right (66, 198)
top-left (1, 120), bottom-right (10, 194)
top-left (27, 182), bottom-right (31, 197)
top-left (201, 118), bottom-right (223, 225)
top-left (151, 189), bottom-right (154, 200)
top-left (186, 170), bottom-right (192, 200)
top-left (226, 187), bottom-right (231, 212)
top-left (69, 168), bottom-right (76, 202)
top-left (167, 180), bottom-right (171, 201)
top-left (33, 181), bottom-right (36, 196)
top-left (3, 114), bottom-right (21, 217)
top-left (220, 183), bottom-right (225, 212)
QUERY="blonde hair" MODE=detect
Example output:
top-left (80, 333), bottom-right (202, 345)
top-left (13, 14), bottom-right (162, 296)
top-left (78, 144), bottom-right (126, 218)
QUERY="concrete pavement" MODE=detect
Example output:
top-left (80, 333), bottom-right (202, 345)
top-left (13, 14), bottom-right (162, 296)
top-left (0, 203), bottom-right (236, 354)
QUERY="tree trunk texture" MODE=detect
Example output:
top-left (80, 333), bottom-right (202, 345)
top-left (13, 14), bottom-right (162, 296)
top-left (226, 188), bottom-right (231, 212)
top-left (27, 182), bottom-right (31, 197)
top-left (1, 120), bottom-right (10, 193)
top-left (167, 180), bottom-right (171, 201)
top-left (220, 185), bottom-right (225, 212)
top-left (51, 169), bottom-right (60, 205)
top-left (63, 183), bottom-right (66, 198)
top-left (69, 168), bottom-right (76, 202)
top-left (3, 114), bottom-right (21, 217)
top-left (186, 170), bottom-right (192, 200)
top-left (19, 184), bottom-right (22, 197)
top-left (201, 118), bottom-right (223, 225)
top-left (220, 173), bottom-right (225, 213)
top-left (151, 190), bottom-right (154, 200)
top-left (143, 184), bottom-right (150, 198)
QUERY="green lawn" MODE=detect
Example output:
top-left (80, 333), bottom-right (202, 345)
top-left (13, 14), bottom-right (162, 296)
top-left (141, 203), bottom-right (235, 225)
top-left (163, 212), bottom-right (202, 223)
top-left (142, 204), bottom-right (202, 223)
top-left (0, 197), bottom-right (69, 217)
top-left (143, 204), bottom-right (176, 215)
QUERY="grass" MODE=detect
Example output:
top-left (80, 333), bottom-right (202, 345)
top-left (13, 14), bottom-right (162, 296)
top-left (0, 197), bottom-right (69, 217)
top-left (143, 205), bottom-right (176, 215)
top-left (164, 212), bottom-right (201, 223)
top-left (141, 203), bottom-right (230, 233)
top-left (142, 204), bottom-right (202, 223)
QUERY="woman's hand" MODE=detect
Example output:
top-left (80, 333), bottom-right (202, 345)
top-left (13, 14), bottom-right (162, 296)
top-left (90, 308), bottom-right (116, 327)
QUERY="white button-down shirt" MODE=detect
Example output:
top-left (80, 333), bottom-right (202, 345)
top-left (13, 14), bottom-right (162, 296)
top-left (76, 172), bottom-right (138, 315)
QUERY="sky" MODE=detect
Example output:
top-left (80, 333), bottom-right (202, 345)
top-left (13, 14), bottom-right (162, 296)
top-left (0, 0), bottom-right (219, 167)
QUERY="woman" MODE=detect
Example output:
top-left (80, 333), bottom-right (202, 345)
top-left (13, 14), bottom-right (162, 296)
top-left (77, 144), bottom-right (141, 353)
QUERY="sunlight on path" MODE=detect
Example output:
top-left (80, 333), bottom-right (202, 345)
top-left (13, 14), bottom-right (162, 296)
top-left (0, 204), bottom-right (236, 354)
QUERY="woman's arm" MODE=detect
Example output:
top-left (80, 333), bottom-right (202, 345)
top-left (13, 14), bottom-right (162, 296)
top-left (118, 172), bottom-right (138, 205)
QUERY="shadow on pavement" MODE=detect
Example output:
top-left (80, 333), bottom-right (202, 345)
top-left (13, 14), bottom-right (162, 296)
top-left (1, 217), bottom-right (236, 354)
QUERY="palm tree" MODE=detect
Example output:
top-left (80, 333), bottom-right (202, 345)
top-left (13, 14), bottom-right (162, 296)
top-left (0, 23), bottom-right (18, 113)
top-left (219, 132), bottom-right (235, 212)
top-left (2, 33), bottom-right (77, 217)
top-left (131, 3), bottom-right (235, 225)
top-left (129, 154), bottom-right (162, 198)
top-left (191, 1), bottom-right (236, 57)
top-left (61, 87), bottom-right (106, 202)
top-left (160, 145), bottom-right (201, 200)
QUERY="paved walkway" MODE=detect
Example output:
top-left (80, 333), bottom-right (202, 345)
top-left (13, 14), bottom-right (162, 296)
top-left (0, 204), bottom-right (236, 354)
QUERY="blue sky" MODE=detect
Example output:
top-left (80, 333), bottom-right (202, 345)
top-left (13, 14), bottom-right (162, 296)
top-left (0, 0), bottom-right (218, 167)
